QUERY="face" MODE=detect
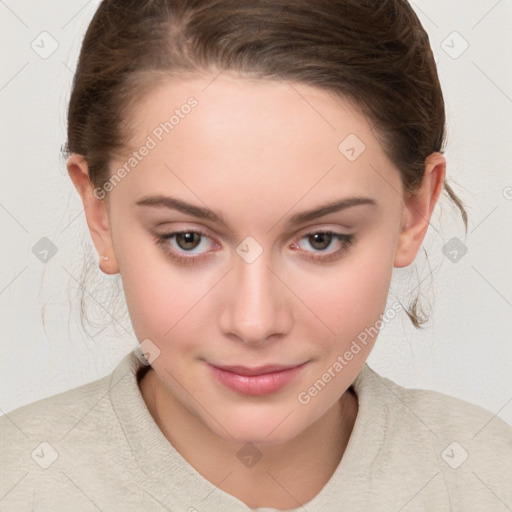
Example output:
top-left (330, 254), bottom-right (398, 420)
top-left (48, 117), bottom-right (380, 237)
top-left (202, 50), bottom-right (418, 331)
top-left (87, 73), bottom-right (422, 445)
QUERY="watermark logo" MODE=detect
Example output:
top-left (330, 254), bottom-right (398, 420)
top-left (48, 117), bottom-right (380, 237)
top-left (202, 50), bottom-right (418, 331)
top-left (236, 442), bottom-right (263, 468)
top-left (338, 134), bottom-right (366, 162)
top-left (236, 236), bottom-right (263, 264)
top-left (442, 237), bottom-right (468, 263)
top-left (441, 31), bottom-right (469, 60)
top-left (133, 338), bottom-right (161, 366)
top-left (31, 31), bottom-right (59, 59)
top-left (441, 441), bottom-right (468, 469)
top-left (31, 441), bottom-right (59, 469)
top-left (32, 236), bottom-right (58, 263)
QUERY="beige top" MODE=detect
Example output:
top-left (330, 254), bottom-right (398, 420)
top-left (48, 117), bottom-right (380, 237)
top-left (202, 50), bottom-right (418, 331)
top-left (1, 351), bottom-right (511, 511)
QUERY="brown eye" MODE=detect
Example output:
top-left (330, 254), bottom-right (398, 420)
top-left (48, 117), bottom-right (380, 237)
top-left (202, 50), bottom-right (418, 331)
top-left (291, 231), bottom-right (355, 263)
top-left (154, 229), bottom-right (220, 266)
top-left (175, 232), bottom-right (202, 251)
top-left (307, 232), bottom-right (334, 251)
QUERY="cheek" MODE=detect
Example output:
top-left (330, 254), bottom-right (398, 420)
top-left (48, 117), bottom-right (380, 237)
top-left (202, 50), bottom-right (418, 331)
top-left (114, 231), bottom-right (196, 341)
top-left (122, 269), bottom-right (201, 343)
top-left (292, 233), bottom-right (396, 346)
top-left (117, 215), bottom-right (398, 353)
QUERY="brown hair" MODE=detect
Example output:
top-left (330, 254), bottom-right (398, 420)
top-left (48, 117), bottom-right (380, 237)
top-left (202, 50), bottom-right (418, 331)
top-left (63, 0), bottom-right (468, 330)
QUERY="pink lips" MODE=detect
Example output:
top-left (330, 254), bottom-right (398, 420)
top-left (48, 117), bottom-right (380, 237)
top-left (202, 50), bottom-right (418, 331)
top-left (207, 361), bottom-right (308, 396)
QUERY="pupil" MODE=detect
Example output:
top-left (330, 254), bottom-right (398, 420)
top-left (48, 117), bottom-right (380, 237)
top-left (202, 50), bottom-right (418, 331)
top-left (310, 233), bottom-right (331, 250)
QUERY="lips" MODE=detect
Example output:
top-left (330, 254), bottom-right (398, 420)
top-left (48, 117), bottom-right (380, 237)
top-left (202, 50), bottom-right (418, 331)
top-left (212, 363), bottom-right (304, 376)
top-left (207, 361), bottom-right (309, 396)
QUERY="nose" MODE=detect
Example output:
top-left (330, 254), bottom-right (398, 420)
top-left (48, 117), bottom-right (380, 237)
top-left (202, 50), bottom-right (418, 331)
top-left (218, 251), bottom-right (293, 346)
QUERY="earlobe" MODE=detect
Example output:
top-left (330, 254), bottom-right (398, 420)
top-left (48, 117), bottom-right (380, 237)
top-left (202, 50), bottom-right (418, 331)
top-left (393, 152), bottom-right (446, 268)
top-left (66, 154), bottom-right (119, 274)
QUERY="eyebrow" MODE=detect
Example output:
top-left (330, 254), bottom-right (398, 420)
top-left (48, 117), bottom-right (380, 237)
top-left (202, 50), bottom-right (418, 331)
top-left (136, 195), bottom-right (377, 230)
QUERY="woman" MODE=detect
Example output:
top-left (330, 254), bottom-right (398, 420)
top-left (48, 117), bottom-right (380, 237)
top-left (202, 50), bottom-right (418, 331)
top-left (1, 1), bottom-right (511, 510)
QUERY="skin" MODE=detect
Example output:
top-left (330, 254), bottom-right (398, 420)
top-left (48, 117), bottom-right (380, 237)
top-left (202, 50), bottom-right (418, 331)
top-left (67, 72), bottom-right (445, 509)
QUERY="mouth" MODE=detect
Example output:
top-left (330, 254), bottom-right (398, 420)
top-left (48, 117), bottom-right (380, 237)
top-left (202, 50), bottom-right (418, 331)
top-left (206, 361), bottom-right (309, 396)
top-left (212, 363), bottom-right (306, 376)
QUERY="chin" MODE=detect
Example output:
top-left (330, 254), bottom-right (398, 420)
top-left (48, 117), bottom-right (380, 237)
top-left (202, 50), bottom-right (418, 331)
top-left (204, 404), bottom-right (308, 447)
top-left (220, 426), bottom-right (299, 447)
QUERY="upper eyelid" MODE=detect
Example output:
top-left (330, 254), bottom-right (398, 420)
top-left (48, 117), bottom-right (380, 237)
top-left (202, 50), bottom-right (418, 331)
top-left (161, 226), bottom-right (351, 239)
top-left (158, 221), bottom-right (352, 238)
top-left (158, 225), bottom-right (218, 242)
top-left (166, 230), bottom-right (219, 249)
top-left (293, 231), bottom-right (353, 249)
top-left (295, 224), bottom-right (352, 237)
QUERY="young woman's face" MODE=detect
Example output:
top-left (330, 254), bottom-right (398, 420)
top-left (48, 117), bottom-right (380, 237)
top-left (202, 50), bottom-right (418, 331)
top-left (106, 73), bottom-right (408, 444)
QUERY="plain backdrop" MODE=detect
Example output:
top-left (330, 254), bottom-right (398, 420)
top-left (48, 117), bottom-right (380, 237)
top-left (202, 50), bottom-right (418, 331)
top-left (0, 0), bottom-right (511, 427)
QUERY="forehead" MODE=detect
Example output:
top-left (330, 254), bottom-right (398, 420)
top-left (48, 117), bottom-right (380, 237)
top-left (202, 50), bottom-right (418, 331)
top-left (111, 73), bottom-right (401, 211)
top-left (128, 73), bottom-right (372, 154)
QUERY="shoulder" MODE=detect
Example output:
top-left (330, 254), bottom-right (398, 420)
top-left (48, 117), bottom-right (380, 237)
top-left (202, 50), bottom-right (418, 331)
top-left (0, 351), bottom-right (143, 442)
top-left (0, 371), bottom-right (112, 439)
top-left (355, 364), bottom-right (512, 508)
top-left (370, 366), bottom-right (512, 442)
top-left (0, 370), bottom-right (114, 499)
top-left (0, 352), bottom-right (159, 509)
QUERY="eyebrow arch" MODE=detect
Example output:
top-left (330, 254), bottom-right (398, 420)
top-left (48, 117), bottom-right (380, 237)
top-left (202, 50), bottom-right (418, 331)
top-left (136, 195), bottom-right (231, 230)
top-left (136, 195), bottom-right (376, 230)
top-left (286, 196), bottom-right (377, 225)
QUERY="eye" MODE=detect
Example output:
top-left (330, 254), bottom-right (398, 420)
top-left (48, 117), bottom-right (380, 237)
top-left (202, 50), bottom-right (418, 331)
top-left (154, 228), bottom-right (355, 265)
top-left (154, 230), bottom-right (219, 265)
top-left (291, 231), bottom-right (355, 262)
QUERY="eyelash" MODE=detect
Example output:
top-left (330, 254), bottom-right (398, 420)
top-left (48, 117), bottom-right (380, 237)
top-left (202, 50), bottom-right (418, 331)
top-left (154, 229), bottom-right (355, 265)
top-left (291, 231), bottom-right (355, 263)
top-left (154, 230), bottom-right (217, 266)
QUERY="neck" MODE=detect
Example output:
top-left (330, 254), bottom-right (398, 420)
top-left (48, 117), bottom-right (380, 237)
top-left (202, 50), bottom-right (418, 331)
top-left (139, 367), bottom-right (358, 509)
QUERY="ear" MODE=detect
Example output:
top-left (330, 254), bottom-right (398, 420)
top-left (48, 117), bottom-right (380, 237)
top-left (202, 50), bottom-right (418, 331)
top-left (67, 154), bottom-right (119, 274)
top-left (394, 152), bottom-right (446, 268)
